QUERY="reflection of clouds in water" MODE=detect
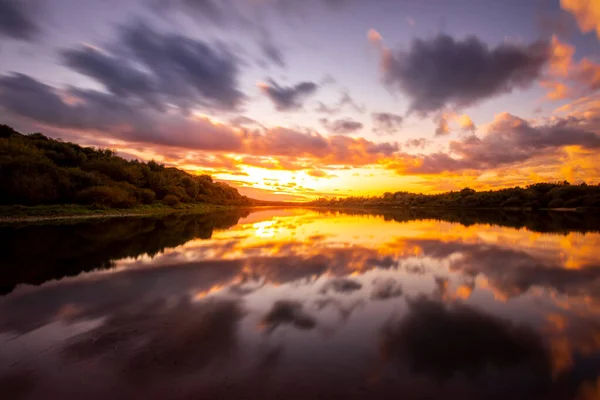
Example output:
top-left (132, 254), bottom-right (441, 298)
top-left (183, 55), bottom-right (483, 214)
top-left (314, 297), bottom-right (364, 323)
top-left (1, 210), bottom-right (600, 398)
top-left (260, 300), bottom-right (316, 333)
top-left (371, 278), bottom-right (403, 300)
top-left (64, 298), bottom-right (244, 380)
top-left (319, 277), bottom-right (362, 294)
top-left (378, 297), bottom-right (555, 397)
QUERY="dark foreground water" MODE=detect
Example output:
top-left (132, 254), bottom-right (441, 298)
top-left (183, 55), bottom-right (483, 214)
top-left (1, 208), bottom-right (600, 399)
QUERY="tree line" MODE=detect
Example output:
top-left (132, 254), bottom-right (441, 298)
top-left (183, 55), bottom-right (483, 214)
top-left (0, 125), bottom-right (253, 208)
top-left (311, 182), bottom-right (600, 210)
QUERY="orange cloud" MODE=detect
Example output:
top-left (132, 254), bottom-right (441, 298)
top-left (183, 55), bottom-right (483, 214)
top-left (457, 114), bottom-right (476, 132)
top-left (367, 28), bottom-right (383, 44)
top-left (541, 80), bottom-right (571, 100)
top-left (561, 0), bottom-right (600, 39)
top-left (434, 113), bottom-right (451, 136)
top-left (545, 35), bottom-right (600, 99)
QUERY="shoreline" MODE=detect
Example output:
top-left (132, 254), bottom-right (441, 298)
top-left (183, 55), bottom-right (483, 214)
top-left (0, 203), bottom-right (241, 223)
top-left (1, 203), bottom-right (597, 224)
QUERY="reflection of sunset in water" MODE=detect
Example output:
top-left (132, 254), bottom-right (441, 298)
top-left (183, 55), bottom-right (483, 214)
top-left (1, 209), bottom-right (599, 399)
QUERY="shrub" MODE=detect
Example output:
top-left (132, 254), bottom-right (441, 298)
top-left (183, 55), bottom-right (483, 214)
top-left (548, 198), bottom-right (565, 209)
top-left (77, 186), bottom-right (136, 208)
top-left (136, 188), bottom-right (156, 204)
top-left (501, 196), bottom-right (522, 208)
top-left (162, 194), bottom-right (180, 206)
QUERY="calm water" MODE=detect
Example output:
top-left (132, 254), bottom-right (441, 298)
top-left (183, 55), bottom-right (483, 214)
top-left (1, 208), bottom-right (600, 399)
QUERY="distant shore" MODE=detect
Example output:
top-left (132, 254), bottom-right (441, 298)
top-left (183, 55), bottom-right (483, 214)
top-left (313, 205), bottom-right (595, 213)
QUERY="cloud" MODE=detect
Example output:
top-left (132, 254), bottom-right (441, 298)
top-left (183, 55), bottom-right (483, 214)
top-left (367, 28), bottom-right (384, 49)
top-left (378, 34), bottom-right (549, 115)
top-left (151, 0), bottom-right (286, 68)
top-left (258, 79), bottom-right (318, 111)
top-left (393, 113), bottom-right (600, 174)
top-left (320, 118), bottom-right (364, 134)
top-left (458, 114), bottom-right (476, 132)
top-left (0, 0), bottom-right (39, 41)
top-left (120, 21), bottom-right (244, 110)
top-left (434, 113), bottom-right (451, 136)
top-left (258, 26), bottom-right (286, 67)
top-left (0, 73), bottom-right (244, 151)
top-left (433, 112), bottom-right (475, 136)
top-left (244, 127), bottom-right (398, 165)
top-left (372, 112), bottom-right (403, 136)
top-left (0, 73), bottom-right (400, 169)
top-left (315, 91), bottom-right (364, 115)
top-left (404, 138), bottom-right (430, 149)
top-left (561, 0), bottom-right (600, 39)
top-left (547, 36), bottom-right (600, 99)
top-left (61, 46), bottom-right (160, 108)
top-left (307, 168), bottom-right (336, 178)
top-left (151, 0), bottom-right (229, 22)
top-left (63, 21), bottom-right (244, 111)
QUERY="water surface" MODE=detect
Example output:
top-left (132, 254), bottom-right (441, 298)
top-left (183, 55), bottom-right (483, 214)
top-left (1, 208), bottom-right (600, 399)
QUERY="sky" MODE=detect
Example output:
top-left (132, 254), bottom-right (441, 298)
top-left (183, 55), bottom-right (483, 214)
top-left (0, 0), bottom-right (600, 201)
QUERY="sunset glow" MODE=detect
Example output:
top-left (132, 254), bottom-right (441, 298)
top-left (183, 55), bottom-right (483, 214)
top-left (1, 0), bottom-right (599, 200)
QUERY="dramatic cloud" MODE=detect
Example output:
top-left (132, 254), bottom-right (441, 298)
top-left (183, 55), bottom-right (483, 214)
top-left (0, 0), bottom-right (38, 41)
top-left (372, 112), bottom-right (403, 136)
top-left (394, 113), bottom-right (600, 174)
top-left (320, 118), bottom-right (364, 134)
top-left (0, 73), bottom-right (400, 169)
top-left (61, 46), bottom-right (159, 108)
top-left (546, 36), bottom-right (600, 99)
top-left (62, 21), bottom-right (244, 111)
top-left (259, 79), bottom-right (318, 111)
top-left (245, 127), bottom-right (398, 165)
top-left (379, 34), bottom-right (549, 114)
top-left (0, 73), bottom-right (243, 151)
top-left (151, 0), bottom-right (286, 67)
top-left (561, 0), bottom-right (600, 39)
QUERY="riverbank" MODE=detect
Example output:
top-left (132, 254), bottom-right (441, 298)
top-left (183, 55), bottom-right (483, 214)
top-left (0, 203), bottom-right (237, 223)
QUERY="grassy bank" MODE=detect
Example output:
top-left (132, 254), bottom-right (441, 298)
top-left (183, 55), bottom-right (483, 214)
top-left (0, 203), bottom-right (235, 223)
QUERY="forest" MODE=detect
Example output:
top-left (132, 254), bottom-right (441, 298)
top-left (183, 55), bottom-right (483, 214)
top-left (0, 125), bottom-right (252, 208)
top-left (311, 182), bottom-right (600, 210)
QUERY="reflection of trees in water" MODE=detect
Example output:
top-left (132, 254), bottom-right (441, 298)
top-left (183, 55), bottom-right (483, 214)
top-left (316, 208), bottom-right (600, 234)
top-left (0, 210), bottom-right (249, 294)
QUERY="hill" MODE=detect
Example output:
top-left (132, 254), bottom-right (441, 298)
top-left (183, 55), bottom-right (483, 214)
top-left (0, 125), bottom-right (253, 208)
